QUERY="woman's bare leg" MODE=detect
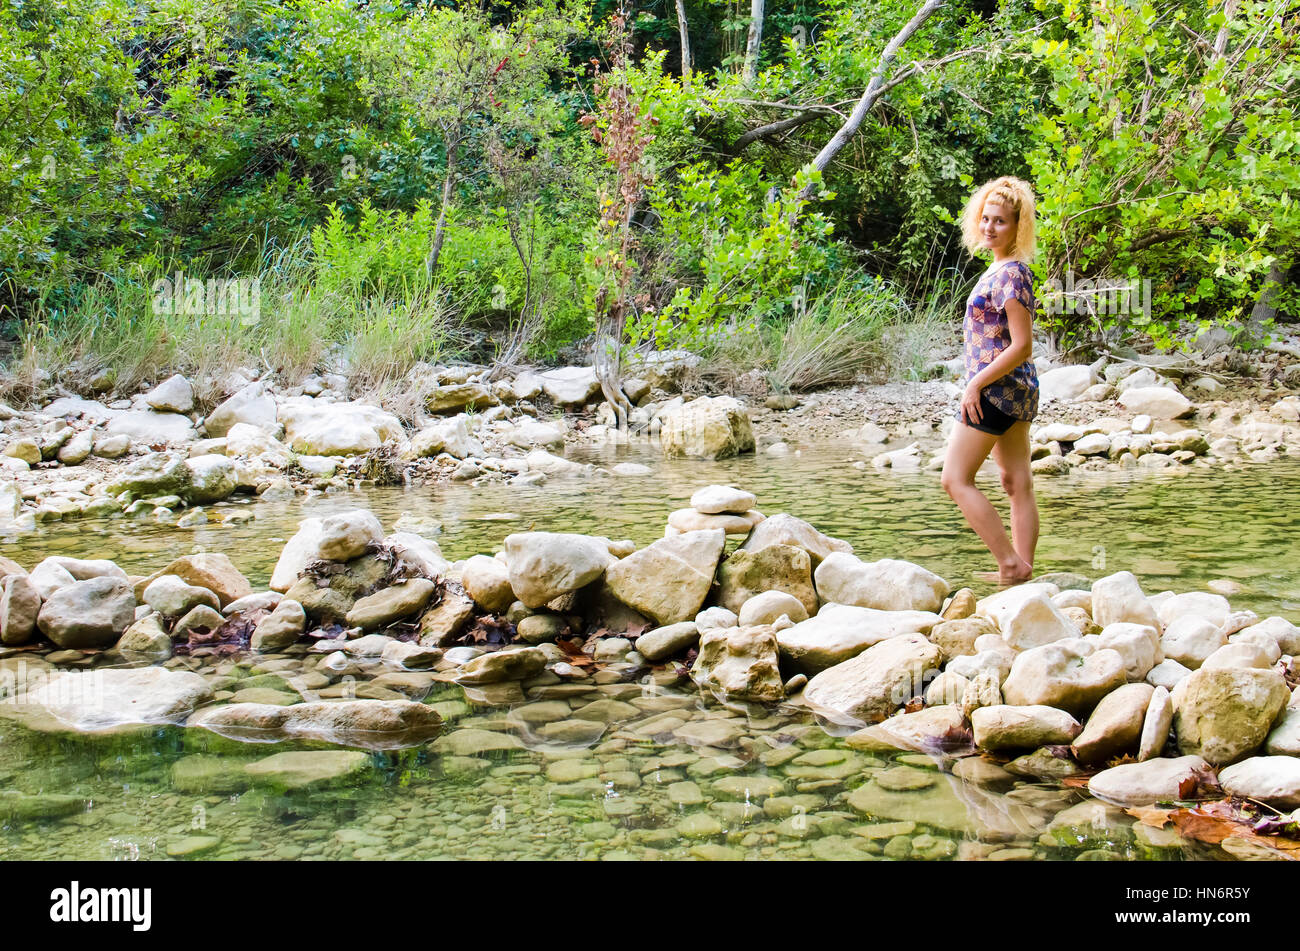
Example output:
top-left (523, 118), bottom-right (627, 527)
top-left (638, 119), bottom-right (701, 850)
top-left (941, 421), bottom-right (1033, 583)
top-left (992, 419), bottom-right (1039, 573)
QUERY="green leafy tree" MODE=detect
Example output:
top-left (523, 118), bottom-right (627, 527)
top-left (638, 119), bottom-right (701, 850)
top-left (1027, 0), bottom-right (1300, 349)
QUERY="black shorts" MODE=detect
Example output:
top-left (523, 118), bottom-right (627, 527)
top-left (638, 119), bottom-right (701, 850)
top-left (961, 392), bottom-right (1020, 436)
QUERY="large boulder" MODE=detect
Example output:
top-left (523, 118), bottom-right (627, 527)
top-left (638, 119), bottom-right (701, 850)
top-left (0, 574), bottom-right (40, 645)
top-left (407, 415), bottom-right (485, 460)
top-left (739, 590), bottom-right (810, 627)
top-left (1157, 591), bottom-right (1231, 630)
top-left (1070, 683), bottom-right (1154, 763)
top-left (386, 532), bottom-right (449, 580)
top-left (716, 545), bottom-right (817, 617)
top-left (975, 582), bottom-right (1060, 629)
top-left (667, 507), bottom-right (762, 535)
top-left (813, 553), bottom-right (949, 613)
top-left (187, 699), bottom-right (442, 750)
top-left (279, 399), bottom-right (404, 456)
top-left (105, 410), bottom-right (196, 444)
top-left (225, 422), bottom-right (288, 461)
top-left (1098, 622), bottom-right (1162, 682)
top-left (103, 451), bottom-right (192, 498)
top-left (776, 603), bottom-right (941, 675)
top-left (690, 485), bottom-right (757, 514)
top-left (737, 513), bottom-right (853, 568)
top-left (504, 419), bottom-right (566, 451)
top-left (245, 751), bottom-right (373, 791)
top-left (318, 510), bottom-right (384, 561)
top-left (57, 429), bottom-right (94, 465)
top-left (1161, 615), bottom-right (1227, 669)
top-left (251, 598), bottom-right (306, 651)
top-left (1001, 641), bottom-right (1127, 716)
top-left (145, 374), bottom-right (195, 413)
top-left (1091, 571), bottom-right (1160, 630)
top-left (36, 577), bottom-right (136, 649)
top-left (970, 705), bottom-right (1081, 752)
top-left (1173, 666), bottom-right (1288, 765)
top-left (28, 561), bottom-right (78, 601)
top-left (634, 621), bottom-right (700, 662)
top-left (1, 667), bottom-right (212, 733)
top-left (997, 592), bottom-right (1077, 649)
top-left (204, 382), bottom-right (278, 438)
top-left (1088, 755), bottom-right (1211, 807)
top-left (461, 555), bottom-right (515, 613)
top-left (657, 396), bottom-right (755, 460)
top-left (134, 553), bottom-right (251, 608)
top-left (929, 616), bottom-right (998, 662)
top-left (604, 529), bottom-right (724, 625)
top-left (425, 382), bottom-right (498, 414)
top-left (116, 614), bottom-right (172, 657)
top-left (538, 366), bottom-right (601, 406)
top-left (1039, 365), bottom-right (1097, 402)
top-left (183, 454), bottom-right (238, 504)
top-left (42, 556), bottom-right (128, 583)
top-left (844, 705), bottom-right (969, 754)
top-left (1248, 616), bottom-right (1300, 655)
top-left (504, 532), bottom-right (616, 609)
top-left (456, 646), bottom-right (548, 685)
top-left (802, 632), bottom-right (942, 726)
top-left (270, 518), bottom-right (325, 592)
top-left (690, 624), bottom-right (785, 704)
top-left (346, 579), bottom-right (437, 631)
top-left (143, 575), bottom-right (220, 617)
top-left (1218, 757), bottom-right (1300, 808)
top-left (1118, 385), bottom-right (1193, 419)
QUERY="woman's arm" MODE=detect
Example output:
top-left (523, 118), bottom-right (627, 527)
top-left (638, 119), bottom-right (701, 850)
top-left (961, 297), bottom-right (1034, 424)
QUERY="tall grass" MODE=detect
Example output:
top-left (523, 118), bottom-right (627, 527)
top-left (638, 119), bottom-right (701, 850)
top-left (0, 231), bottom-right (467, 408)
top-left (699, 270), bottom-right (965, 393)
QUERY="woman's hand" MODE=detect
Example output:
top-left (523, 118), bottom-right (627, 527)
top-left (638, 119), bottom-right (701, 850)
top-left (961, 380), bottom-right (985, 425)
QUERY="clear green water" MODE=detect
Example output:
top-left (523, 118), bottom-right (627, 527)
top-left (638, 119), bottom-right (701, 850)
top-left (1, 446), bottom-right (1297, 861)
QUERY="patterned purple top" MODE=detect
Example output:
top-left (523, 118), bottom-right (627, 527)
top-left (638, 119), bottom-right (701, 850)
top-left (962, 259), bottom-right (1039, 421)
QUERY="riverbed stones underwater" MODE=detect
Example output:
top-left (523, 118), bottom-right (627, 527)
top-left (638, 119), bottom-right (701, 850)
top-left (1, 473), bottom-right (1300, 860)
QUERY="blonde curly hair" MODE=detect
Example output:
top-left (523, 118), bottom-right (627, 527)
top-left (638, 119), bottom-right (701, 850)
top-left (961, 176), bottom-right (1037, 264)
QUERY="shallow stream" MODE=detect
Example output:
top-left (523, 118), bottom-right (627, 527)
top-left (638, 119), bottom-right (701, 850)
top-left (1, 444), bottom-right (1297, 861)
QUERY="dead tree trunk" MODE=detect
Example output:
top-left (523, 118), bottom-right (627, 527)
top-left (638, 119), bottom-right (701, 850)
top-left (676, 0), bottom-right (693, 77)
top-left (743, 0), bottom-right (764, 81)
top-left (425, 137), bottom-right (459, 280)
top-left (797, 0), bottom-right (946, 201)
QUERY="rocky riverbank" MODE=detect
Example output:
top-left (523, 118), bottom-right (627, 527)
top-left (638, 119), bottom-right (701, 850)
top-left (3, 339), bottom-right (1300, 536)
top-left (2, 486), bottom-right (1300, 859)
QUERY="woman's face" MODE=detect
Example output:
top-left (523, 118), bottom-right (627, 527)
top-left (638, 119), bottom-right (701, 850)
top-left (979, 200), bottom-right (1017, 256)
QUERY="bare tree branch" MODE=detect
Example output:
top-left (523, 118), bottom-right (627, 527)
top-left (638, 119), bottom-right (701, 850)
top-left (794, 0), bottom-right (945, 200)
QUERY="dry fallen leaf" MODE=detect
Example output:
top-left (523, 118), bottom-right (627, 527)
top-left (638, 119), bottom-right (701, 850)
top-left (1126, 805), bottom-right (1177, 828)
top-left (1169, 798), bottom-right (1300, 858)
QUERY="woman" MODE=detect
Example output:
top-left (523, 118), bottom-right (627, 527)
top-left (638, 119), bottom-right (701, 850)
top-left (941, 176), bottom-right (1040, 585)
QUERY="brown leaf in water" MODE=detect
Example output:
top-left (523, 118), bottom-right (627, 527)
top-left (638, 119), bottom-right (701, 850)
top-left (461, 614), bottom-right (514, 647)
top-left (1168, 798), bottom-right (1300, 857)
top-left (922, 723), bottom-right (974, 754)
top-left (1177, 762), bottom-right (1222, 800)
top-left (1126, 805), bottom-right (1177, 828)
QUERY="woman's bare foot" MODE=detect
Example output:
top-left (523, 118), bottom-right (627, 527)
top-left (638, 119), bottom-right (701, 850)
top-left (998, 556), bottom-right (1033, 585)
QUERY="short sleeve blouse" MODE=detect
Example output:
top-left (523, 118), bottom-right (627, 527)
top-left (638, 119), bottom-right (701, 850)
top-left (962, 260), bottom-right (1039, 421)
